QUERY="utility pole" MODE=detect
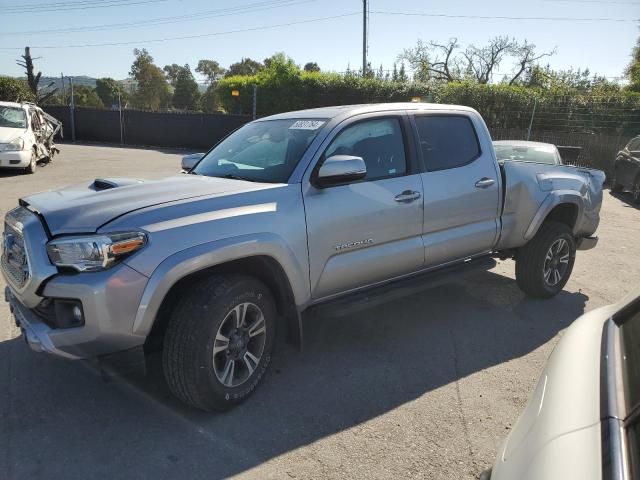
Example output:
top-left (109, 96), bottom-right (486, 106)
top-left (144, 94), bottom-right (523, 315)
top-left (362, 0), bottom-right (368, 77)
top-left (60, 73), bottom-right (66, 104)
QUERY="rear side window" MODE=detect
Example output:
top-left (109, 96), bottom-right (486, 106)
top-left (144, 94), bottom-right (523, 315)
top-left (414, 115), bottom-right (481, 171)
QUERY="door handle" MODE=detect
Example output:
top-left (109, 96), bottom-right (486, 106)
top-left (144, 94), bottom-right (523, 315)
top-left (394, 190), bottom-right (421, 203)
top-left (475, 178), bottom-right (495, 189)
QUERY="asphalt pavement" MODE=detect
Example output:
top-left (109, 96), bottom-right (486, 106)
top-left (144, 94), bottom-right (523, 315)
top-left (1, 144), bottom-right (639, 479)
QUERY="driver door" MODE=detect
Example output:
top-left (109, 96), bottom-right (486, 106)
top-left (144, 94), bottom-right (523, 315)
top-left (302, 113), bottom-right (425, 300)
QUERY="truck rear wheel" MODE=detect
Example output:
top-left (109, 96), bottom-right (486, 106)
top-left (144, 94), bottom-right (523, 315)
top-left (162, 275), bottom-right (276, 411)
top-left (515, 221), bottom-right (576, 298)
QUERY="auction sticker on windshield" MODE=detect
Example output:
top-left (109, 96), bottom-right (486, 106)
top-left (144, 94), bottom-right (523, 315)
top-left (289, 120), bottom-right (325, 130)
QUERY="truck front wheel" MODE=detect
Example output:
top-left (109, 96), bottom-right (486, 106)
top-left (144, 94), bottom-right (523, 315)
top-left (515, 221), bottom-right (576, 298)
top-left (162, 275), bottom-right (276, 411)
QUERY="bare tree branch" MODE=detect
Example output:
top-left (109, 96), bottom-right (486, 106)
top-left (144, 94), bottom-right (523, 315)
top-left (508, 42), bottom-right (557, 85)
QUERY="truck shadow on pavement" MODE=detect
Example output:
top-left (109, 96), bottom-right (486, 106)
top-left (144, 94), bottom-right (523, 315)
top-left (0, 269), bottom-right (587, 479)
top-left (609, 190), bottom-right (640, 210)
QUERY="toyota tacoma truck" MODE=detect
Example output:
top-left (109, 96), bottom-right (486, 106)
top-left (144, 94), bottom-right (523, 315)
top-left (2, 103), bottom-right (605, 411)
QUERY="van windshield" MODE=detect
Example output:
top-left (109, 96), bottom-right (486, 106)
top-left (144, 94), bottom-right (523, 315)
top-left (0, 106), bottom-right (27, 129)
top-left (193, 118), bottom-right (326, 183)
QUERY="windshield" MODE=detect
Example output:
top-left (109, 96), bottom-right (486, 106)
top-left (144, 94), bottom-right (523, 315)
top-left (0, 106), bottom-right (27, 129)
top-left (193, 118), bottom-right (326, 183)
top-left (494, 144), bottom-right (559, 165)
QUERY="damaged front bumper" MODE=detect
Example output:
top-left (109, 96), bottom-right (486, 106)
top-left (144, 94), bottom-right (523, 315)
top-left (5, 286), bottom-right (80, 359)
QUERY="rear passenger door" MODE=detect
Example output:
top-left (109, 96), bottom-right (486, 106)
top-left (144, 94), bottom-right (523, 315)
top-left (412, 113), bottom-right (501, 267)
top-left (303, 113), bottom-right (425, 299)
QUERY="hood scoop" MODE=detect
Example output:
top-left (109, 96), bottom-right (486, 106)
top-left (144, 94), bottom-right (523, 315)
top-left (92, 178), bottom-right (144, 191)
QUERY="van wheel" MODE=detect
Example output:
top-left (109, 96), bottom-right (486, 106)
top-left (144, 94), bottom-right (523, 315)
top-left (25, 149), bottom-right (37, 174)
top-left (162, 275), bottom-right (276, 411)
top-left (515, 221), bottom-right (576, 298)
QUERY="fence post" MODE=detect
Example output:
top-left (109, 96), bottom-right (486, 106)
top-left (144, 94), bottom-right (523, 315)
top-left (118, 91), bottom-right (124, 145)
top-left (252, 85), bottom-right (257, 120)
top-left (526, 98), bottom-right (537, 141)
top-left (69, 77), bottom-right (76, 142)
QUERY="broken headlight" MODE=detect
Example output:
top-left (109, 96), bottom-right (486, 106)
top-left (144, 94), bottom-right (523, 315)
top-left (4, 138), bottom-right (25, 151)
top-left (46, 232), bottom-right (147, 272)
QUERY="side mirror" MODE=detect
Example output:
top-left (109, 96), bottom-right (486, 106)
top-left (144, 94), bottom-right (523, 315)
top-left (181, 153), bottom-right (204, 172)
top-left (315, 155), bottom-right (367, 188)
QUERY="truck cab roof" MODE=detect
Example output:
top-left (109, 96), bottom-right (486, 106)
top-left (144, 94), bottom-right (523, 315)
top-left (260, 102), bottom-right (479, 121)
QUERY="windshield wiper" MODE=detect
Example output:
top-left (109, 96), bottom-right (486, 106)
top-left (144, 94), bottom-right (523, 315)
top-left (216, 173), bottom-right (254, 182)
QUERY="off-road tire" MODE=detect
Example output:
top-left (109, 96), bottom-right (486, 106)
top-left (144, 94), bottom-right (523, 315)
top-left (633, 175), bottom-right (640, 205)
top-left (515, 221), bottom-right (576, 299)
top-left (162, 275), bottom-right (276, 411)
top-left (610, 166), bottom-right (623, 193)
top-left (25, 149), bottom-right (37, 174)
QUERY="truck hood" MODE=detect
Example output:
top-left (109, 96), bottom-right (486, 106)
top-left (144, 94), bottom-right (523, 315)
top-left (21, 175), bottom-right (276, 235)
top-left (0, 126), bottom-right (27, 143)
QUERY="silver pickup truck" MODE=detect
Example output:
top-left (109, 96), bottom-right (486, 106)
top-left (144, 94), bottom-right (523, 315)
top-left (2, 103), bottom-right (605, 411)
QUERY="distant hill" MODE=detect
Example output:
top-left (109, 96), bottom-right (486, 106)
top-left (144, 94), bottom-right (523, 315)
top-left (40, 76), bottom-right (97, 90)
top-left (10, 75), bottom-right (134, 93)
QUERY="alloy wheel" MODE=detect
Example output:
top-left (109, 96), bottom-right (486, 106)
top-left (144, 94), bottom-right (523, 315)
top-left (543, 238), bottom-right (571, 287)
top-left (212, 302), bottom-right (267, 388)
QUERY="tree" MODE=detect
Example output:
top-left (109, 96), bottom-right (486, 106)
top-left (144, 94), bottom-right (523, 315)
top-left (95, 77), bottom-right (127, 108)
top-left (400, 37), bottom-right (555, 84)
top-left (0, 76), bottom-right (35, 102)
top-left (398, 63), bottom-right (408, 82)
top-left (196, 59), bottom-right (225, 84)
top-left (508, 41), bottom-right (556, 85)
top-left (69, 85), bottom-right (104, 108)
top-left (163, 63), bottom-right (182, 86)
top-left (626, 35), bottom-right (640, 92)
top-left (172, 64), bottom-right (200, 110)
top-left (462, 36), bottom-right (518, 84)
top-left (130, 48), bottom-right (171, 111)
top-left (16, 47), bottom-right (57, 103)
top-left (524, 65), bottom-right (618, 92)
top-left (303, 62), bottom-right (320, 72)
top-left (400, 38), bottom-right (463, 83)
top-left (225, 57), bottom-right (264, 77)
top-left (262, 53), bottom-right (299, 78)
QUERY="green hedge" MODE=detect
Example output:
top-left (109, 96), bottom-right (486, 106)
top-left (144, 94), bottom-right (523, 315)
top-left (0, 76), bottom-right (35, 103)
top-left (217, 72), bottom-right (640, 136)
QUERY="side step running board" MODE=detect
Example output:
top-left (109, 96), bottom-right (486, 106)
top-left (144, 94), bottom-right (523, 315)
top-left (306, 256), bottom-right (497, 320)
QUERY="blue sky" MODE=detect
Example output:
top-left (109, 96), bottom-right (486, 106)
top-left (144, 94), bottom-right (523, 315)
top-left (0, 0), bottom-right (638, 83)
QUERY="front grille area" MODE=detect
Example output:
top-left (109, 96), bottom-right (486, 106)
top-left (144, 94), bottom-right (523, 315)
top-left (1, 219), bottom-right (31, 289)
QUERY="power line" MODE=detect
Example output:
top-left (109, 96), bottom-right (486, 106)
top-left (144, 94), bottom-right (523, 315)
top-left (543, 0), bottom-right (640, 4)
top-left (1, 0), bottom-right (316, 35)
top-left (0, 12), bottom-right (360, 49)
top-left (3, 0), bottom-right (169, 14)
top-left (371, 10), bottom-right (638, 22)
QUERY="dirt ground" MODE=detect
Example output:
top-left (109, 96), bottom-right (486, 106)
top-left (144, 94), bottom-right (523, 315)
top-left (1, 144), bottom-right (638, 480)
